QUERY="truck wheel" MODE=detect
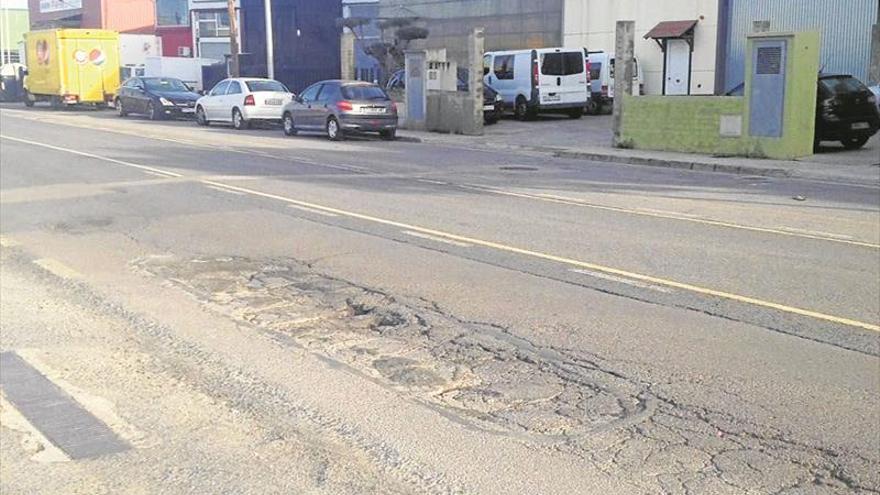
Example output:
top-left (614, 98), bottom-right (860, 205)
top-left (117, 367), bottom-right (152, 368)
top-left (23, 91), bottom-right (34, 108)
top-left (116, 99), bottom-right (128, 117)
top-left (49, 96), bottom-right (62, 110)
top-left (841, 136), bottom-right (869, 150)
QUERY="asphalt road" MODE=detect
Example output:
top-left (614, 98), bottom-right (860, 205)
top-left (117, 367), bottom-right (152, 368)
top-left (1, 106), bottom-right (878, 494)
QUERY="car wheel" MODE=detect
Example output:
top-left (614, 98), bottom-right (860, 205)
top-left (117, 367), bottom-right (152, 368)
top-left (232, 108), bottom-right (249, 130)
top-left (196, 106), bottom-right (209, 126)
top-left (326, 116), bottom-right (344, 141)
top-left (116, 98), bottom-right (127, 117)
top-left (282, 112), bottom-right (297, 136)
top-left (484, 115), bottom-right (499, 125)
top-left (23, 91), bottom-right (34, 107)
top-left (841, 136), bottom-right (869, 150)
top-left (380, 128), bottom-right (396, 140)
top-left (514, 97), bottom-right (529, 121)
top-left (568, 108), bottom-right (583, 119)
top-left (147, 101), bottom-right (161, 120)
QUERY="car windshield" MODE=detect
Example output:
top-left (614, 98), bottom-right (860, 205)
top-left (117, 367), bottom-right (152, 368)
top-left (143, 78), bottom-right (189, 92)
top-left (820, 76), bottom-right (867, 95)
top-left (342, 85), bottom-right (388, 100)
top-left (246, 80), bottom-right (289, 93)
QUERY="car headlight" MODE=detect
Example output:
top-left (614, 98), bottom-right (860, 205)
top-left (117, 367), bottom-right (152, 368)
top-left (495, 94), bottom-right (503, 102)
top-left (159, 97), bottom-right (173, 106)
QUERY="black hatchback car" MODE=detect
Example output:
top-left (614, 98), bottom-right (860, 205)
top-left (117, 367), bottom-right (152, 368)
top-left (815, 74), bottom-right (880, 150)
top-left (116, 77), bottom-right (201, 120)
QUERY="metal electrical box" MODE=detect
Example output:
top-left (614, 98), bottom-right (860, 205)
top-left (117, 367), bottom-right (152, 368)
top-left (405, 50), bottom-right (427, 128)
top-left (748, 38), bottom-right (787, 138)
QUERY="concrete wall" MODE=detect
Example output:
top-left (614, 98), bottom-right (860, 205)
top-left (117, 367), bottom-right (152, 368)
top-left (620, 95), bottom-right (745, 153)
top-left (621, 31), bottom-right (819, 159)
top-left (426, 91), bottom-right (480, 135)
top-left (379, 0), bottom-right (563, 64)
top-left (564, 0), bottom-right (720, 95)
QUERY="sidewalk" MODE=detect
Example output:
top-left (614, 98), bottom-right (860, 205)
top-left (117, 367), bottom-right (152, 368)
top-left (398, 115), bottom-right (880, 186)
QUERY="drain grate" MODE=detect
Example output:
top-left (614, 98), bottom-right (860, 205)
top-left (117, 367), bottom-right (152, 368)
top-left (0, 352), bottom-right (130, 459)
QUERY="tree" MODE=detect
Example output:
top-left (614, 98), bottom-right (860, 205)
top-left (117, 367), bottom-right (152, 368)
top-left (337, 16), bottom-right (429, 86)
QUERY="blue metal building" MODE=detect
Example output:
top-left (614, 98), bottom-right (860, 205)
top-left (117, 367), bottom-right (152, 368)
top-left (718, 0), bottom-right (879, 93)
top-left (240, 0), bottom-right (342, 92)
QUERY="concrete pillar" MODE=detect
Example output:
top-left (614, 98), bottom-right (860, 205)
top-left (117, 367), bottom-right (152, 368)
top-left (465, 27), bottom-right (485, 136)
top-left (870, 24), bottom-right (880, 85)
top-left (341, 31), bottom-right (356, 81)
top-left (612, 20), bottom-right (635, 148)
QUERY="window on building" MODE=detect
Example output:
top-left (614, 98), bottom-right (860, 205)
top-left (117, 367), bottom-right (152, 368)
top-left (157, 0), bottom-right (189, 26)
top-left (197, 11), bottom-right (230, 38)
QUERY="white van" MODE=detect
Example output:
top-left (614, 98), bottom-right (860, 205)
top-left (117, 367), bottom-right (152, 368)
top-left (587, 51), bottom-right (643, 113)
top-left (483, 47), bottom-right (589, 120)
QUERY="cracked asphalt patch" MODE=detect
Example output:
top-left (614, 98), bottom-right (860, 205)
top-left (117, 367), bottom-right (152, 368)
top-left (137, 256), bottom-right (879, 494)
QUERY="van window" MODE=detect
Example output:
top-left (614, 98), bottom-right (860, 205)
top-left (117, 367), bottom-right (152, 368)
top-left (610, 59), bottom-right (639, 79)
top-left (541, 52), bottom-right (584, 76)
top-left (483, 54), bottom-right (492, 76)
top-left (589, 62), bottom-right (602, 81)
top-left (493, 55), bottom-right (514, 80)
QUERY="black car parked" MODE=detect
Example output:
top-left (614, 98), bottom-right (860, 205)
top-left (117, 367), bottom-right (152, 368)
top-left (116, 77), bottom-right (200, 120)
top-left (815, 74), bottom-right (880, 150)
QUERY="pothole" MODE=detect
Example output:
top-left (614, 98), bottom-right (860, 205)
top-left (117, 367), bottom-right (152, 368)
top-left (135, 256), bottom-right (648, 439)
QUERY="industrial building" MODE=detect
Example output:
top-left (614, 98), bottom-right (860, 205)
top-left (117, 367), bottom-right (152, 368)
top-left (378, 0), bottom-right (879, 95)
top-left (240, 0), bottom-right (342, 92)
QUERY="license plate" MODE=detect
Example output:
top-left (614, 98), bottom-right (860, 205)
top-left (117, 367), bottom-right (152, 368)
top-left (483, 104), bottom-right (495, 111)
top-left (181, 108), bottom-right (195, 113)
top-left (544, 94), bottom-right (561, 102)
top-left (852, 122), bottom-right (870, 130)
top-left (364, 107), bottom-right (386, 114)
top-left (265, 99), bottom-right (283, 106)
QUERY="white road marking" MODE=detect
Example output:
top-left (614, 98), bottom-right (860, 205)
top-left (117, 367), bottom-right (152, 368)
top-left (0, 135), bottom-right (182, 179)
top-left (287, 204), bottom-right (339, 217)
top-left (205, 185), bottom-right (245, 196)
top-left (4, 133), bottom-right (879, 332)
top-left (33, 258), bottom-right (81, 280)
top-left (416, 179), bottom-right (449, 185)
top-left (780, 227), bottom-right (854, 240)
top-left (0, 393), bottom-right (70, 463)
top-left (0, 236), bottom-right (19, 248)
top-left (403, 230), bottom-right (472, 247)
top-left (570, 269), bottom-right (674, 293)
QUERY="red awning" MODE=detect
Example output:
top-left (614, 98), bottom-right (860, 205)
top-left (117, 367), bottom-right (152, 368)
top-left (644, 20), bottom-right (699, 39)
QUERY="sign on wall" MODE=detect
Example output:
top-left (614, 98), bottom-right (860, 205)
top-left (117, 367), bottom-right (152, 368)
top-left (39, 0), bottom-right (82, 13)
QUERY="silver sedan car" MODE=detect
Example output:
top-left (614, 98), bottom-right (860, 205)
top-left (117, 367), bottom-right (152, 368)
top-left (281, 80), bottom-right (398, 141)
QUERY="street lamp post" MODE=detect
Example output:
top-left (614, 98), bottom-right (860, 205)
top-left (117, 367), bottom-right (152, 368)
top-left (264, 0), bottom-right (274, 79)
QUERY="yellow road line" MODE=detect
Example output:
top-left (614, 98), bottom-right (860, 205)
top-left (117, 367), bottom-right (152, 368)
top-left (459, 184), bottom-right (880, 249)
top-left (200, 179), bottom-right (880, 333)
top-left (4, 134), bottom-right (878, 332)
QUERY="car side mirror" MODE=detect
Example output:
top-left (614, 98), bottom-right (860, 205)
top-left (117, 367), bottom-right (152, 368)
top-left (483, 67), bottom-right (490, 76)
top-left (199, 89), bottom-right (206, 96)
top-left (295, 95), bottom-right (303, 103)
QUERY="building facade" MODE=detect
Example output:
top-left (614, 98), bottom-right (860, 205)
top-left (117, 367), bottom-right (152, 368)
top-left (27, 0), bottom-right (157, 34)
top-left (240, 0), bottom-right (341, 91)
top-left (1, 0), bottom-right (30, 63)
top-left (156, 0), bottom-right (193, 57)
top-left (378, 0), bottom-right (564, 63)
top-left (189, 0), bottom-right (240, 61)
top-left (343, 0), bottom-right (381, 82)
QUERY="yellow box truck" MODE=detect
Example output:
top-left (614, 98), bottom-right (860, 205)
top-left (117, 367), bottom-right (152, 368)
top-left (23, 29), bottom-right (120, 108)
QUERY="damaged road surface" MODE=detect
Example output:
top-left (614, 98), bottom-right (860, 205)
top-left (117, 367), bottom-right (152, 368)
top-left (1, 108), bottom-right (878, 494)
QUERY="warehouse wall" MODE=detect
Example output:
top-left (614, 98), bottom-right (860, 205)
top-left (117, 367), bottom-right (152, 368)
top-left (564, 0), bottom-right (720, 95)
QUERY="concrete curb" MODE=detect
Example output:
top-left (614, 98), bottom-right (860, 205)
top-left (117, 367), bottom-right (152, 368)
top-left (552, 150), bottom-right (792, 178)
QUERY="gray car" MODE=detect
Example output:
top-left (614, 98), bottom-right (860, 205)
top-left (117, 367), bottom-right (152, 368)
top-left (281, 80), bottom-right (398, 141)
